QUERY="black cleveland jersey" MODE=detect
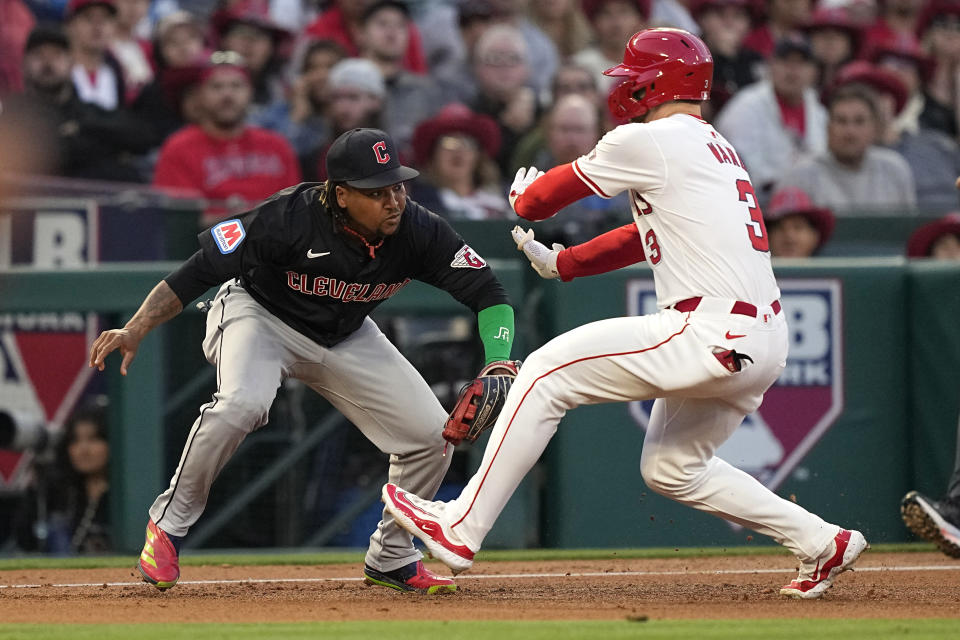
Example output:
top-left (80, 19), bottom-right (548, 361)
top-left (164, 183), bottom-right (509, 347)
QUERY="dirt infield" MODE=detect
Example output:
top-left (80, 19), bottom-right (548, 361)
top-left (1, 551), bottom-right (958, 623)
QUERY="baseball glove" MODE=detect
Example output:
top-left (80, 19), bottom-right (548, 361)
top-left (442, 360), bottom-right (521, 446)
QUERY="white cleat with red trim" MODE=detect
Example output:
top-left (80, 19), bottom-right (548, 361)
top-left (382, 483), bottom-right (476, 575)
top-left (779, 528), bottom-right (869, 599)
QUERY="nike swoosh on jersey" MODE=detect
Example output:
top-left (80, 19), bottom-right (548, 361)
top-left (307, 250), bottom-right (331, 258)
top-left (725, 331), bottom-right (747, 340)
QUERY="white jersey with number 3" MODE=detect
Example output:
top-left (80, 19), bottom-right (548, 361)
top-left (423, 113), bottom-right (845, 580)
top-left (572, 113), bottom-right (780, 308)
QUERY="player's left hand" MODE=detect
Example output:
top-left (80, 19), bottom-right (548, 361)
top-left (508, 166), bottom-right (544, 213)
top-left (511, 226), bottom-right (564, 279)
top-left (442, 360), bottom-right (521, 446)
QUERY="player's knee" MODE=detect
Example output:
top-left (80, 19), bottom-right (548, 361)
top-left (213, 390), bottom-right (274, 431)
top-left (640, 455), bottom-right (697, 497)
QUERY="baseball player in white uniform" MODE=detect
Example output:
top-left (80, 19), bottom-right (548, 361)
top-left (382, 28), bottom-right (868, 599)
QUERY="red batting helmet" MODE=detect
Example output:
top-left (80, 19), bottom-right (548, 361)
top-left (605, 28), bottom-right (713, 121)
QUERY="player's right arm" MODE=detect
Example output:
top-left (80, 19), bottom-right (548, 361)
top-left (511, 124), bottom-right (664, 221)
top-left (88, 192), bottom-right (299, 375)
top-left (513, 223), bottom-right (646, 281)
top-left (88, 280), bottom-right (183, 376)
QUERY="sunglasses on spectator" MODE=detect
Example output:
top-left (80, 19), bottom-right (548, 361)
top-left (555, 80), bottom-right (595, 94)
top-left (930, 15), bottom-right (960, 30)
top-left (478, 52), bottom-right (524, 67)
top-left (437, 135), bottom-right (479, 152)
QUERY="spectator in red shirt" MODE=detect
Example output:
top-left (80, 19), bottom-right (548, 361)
top-left (305, 0), bottom-right (428, 74)
top-left (153, 51), bottom-right (301, 224)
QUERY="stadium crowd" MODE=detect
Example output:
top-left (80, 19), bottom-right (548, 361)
top-left (2, 0), bottom-right (960, 256)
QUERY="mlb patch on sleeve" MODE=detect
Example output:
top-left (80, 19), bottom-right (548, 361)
top-left (450, 244), bottom-right (487, 269)
top-left (211, 219), bottom-right (246, 254)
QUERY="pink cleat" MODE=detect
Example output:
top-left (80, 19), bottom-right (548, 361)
top-left (780, 528), bottom-right (869, 599)
top-left (382, 483), bottom-right (475, 575)
top-left (137, 519), bottom-right (180, 591)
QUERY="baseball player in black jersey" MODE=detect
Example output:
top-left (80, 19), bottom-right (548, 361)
top-left (89, 128), bottom-right (517, 594)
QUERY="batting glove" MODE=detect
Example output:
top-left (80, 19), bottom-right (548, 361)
top-left (508, 166), bottom-right (545, 213)
top-left (511, 226), bottom-right (564, 280)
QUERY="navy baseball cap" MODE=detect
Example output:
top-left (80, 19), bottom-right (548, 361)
top-left (24, 26), bottom-right (69, 53)
top-left (326, 128), bottom-right (419, 189)
top-left (773, 36), bottom-right (814, 60)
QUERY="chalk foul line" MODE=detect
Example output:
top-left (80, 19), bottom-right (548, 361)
top-left (1, 563), bottom-right (958, 590)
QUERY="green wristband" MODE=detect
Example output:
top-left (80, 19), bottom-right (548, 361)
top-left (477, 303), bottom-right (515, 364)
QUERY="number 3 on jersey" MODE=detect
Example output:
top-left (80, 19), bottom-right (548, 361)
top-left (644, 229), bottom-right (661, 264)
top-left (737, 179), bottom-right (769, 252)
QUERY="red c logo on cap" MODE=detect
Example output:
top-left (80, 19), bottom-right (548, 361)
top-left (373, 141), bottom-right (390, 164)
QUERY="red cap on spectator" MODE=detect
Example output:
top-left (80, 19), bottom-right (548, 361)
top-left (65, 0), bottom-right (116, 19)
top-left (865, 33), bottom-right (935, 82)
top-left (581, 0), bottom-right (651, 22)
top-left (915, 0), bottom-right (960, 37)
top-left (161, 50), bottom-right (249, 109)
top-left (802, 6), bottom-right (863, 42)
top-left (907, 212), bottom-right (960, 257)
top-left (156, 10), bottom-right (204, 43)
top-left (689, 0), bottom-right (756, 21)
top-left (161, 63), bottom-right (206, 110)
top-left (210, 0), bottom-right (292, 44)
top-left (412, 103), bottom-right (501, 167)
top-left (827, 60), bottom-right (909, 114)
top-left (766, 186), bottom-right (836, 248)
top-left (199, 50), bottom-right (251, 83)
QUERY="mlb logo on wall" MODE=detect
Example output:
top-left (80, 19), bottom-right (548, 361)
top-left (626, 279), bottom-right (843, 491)
top-left (211, 219), bottom-right (246, 254)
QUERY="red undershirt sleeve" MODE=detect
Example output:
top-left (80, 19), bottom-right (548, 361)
top-left (512, 161), bottom-right (647, 281)
top-left (512, 163), bottom-right (594, 221)
top-left (555, 223), bottom-right (647, 282)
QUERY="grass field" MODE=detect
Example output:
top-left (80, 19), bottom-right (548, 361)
top-left (1, 620), bottom-right (956, 640)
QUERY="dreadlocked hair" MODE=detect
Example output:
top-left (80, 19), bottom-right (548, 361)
top-left (322, 180), bottom-right (350, 226)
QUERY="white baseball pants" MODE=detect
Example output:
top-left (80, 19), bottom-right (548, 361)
top-left (446, 300), bottom-right (839, 562)
top-left (148, 282), bottom-right (451, 572)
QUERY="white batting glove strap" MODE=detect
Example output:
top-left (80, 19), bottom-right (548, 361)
top-left (508, 166), bottom-right (545, 212)
top-left (510, 225), bottom-right (561, 280)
